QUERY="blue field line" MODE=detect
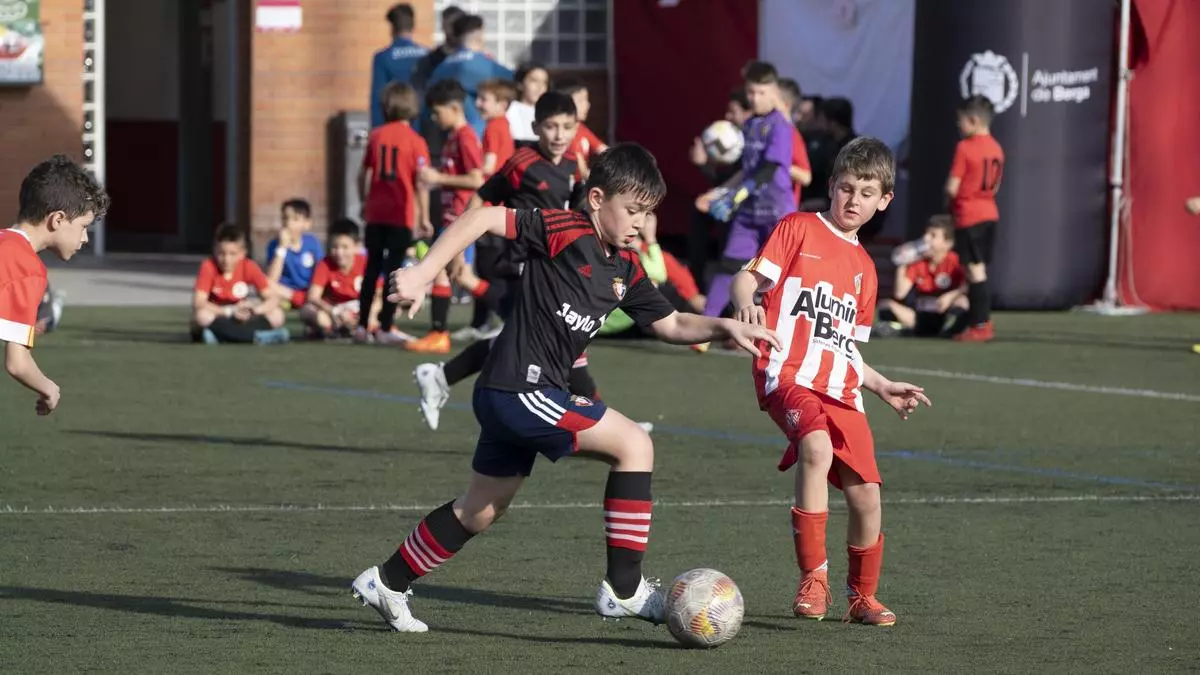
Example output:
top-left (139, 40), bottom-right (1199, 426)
top-left (263, 380), bottom-right (1200, 493)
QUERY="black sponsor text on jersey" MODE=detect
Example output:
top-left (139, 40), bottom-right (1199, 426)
top-left (478, 209), bottom-right (676, 393)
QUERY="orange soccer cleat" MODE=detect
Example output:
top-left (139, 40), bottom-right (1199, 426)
top-left (404, 330), bottom-right (451, 354)
top-left (792, 569), bottom-right (832, 620)
top-left (953, 320), bottom-right (994, 342)
top-left (844, 592), bottom-right (896, 626)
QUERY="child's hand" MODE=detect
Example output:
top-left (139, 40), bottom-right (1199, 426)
top-left (725, 319), bottom-right (782, 357)
top-left (641, 213), bottom-right (658, 244)
top-left (415, 220), bottom-right (434, 239)
top-left (277, 228), bottom-right (295, 248)
top-left (875, 381), bottom-right (931, 420)
top-left (735, 303), bottom-right (766, 326)
top-left (388, 267), bottom-right (428, 318)
top-left (695, 190), bottom-right (716, 214)
top-left (37, 382), bottom-right (60, 416)
top-left (1186, 196), bottom-right (1200, 216)
top-left (689, 137), bottom-right (708, 166)
top-left (233, 306), bottom-right (253, 322)
top-left (935, 293), bottom-right (957, 314)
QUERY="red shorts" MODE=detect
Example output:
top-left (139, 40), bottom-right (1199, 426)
top-left (288, 288), bottom-right (307, 309)
top-left (764, 385), bottom-right (879, 489)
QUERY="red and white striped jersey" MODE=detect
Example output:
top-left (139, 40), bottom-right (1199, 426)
top-left (0, 228), bottom-right (48, 348)
top-left (748, 212), bottom-right (877, 411)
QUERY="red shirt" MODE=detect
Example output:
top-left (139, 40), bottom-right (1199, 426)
top-left (569, 122), bottom-right (607, 164)
top-left (791, 127), bottom-right (812, 205)
top-left (949, 133), bottom-right (1005, 228)
top-left (747, 212), bottom-right (877, 411)
top-left (482, 117), bottom-right (515, 177)
top-left (310, 255), bottom-right (368, 305)
top-left (0, 229), bottom-right (47, 348)
top-left (906, 252), bottom-right (966, 297)
top-left (194, 258), bottom-right (271, 306)
top-left (439, 124), bottom-right (484, 227)
top-left (363, 121), bottom-right (430, 228)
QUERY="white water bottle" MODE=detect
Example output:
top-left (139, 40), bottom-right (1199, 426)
top-left (891, 238), bottom-right (930, 266)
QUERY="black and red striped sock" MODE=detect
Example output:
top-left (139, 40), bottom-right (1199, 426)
top-left (431, 283), bottom-right (452, 332)
top-left (603, 471), bottom-right (652, 598)
top-left (379, 501), bottom-right (474, 592)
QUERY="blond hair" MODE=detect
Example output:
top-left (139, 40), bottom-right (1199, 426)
top-left (831, 137), bottom-right (895, 194)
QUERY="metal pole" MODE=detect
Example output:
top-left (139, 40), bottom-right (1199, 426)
top-left (83, 0), bottom-right (106, 257)
top-left (1102, 0), bottom-right (1132, 307)
top-left (225, 0), bottom-right (239, 225)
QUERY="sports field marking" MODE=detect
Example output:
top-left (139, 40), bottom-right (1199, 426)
top-left (697, 347), bottom-right (1200, 402)
top-left (262, 381), bottom-right (1200, 493)
top-left (3, 493), bottom-right (1198, 517)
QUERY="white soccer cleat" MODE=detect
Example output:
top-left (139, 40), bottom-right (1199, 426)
top-left (450, 325), bottom-right (483, 342)
top-left (595, 576), bottom-right (665, 624)
top-left (413, 363), bottom-right (451, 431)
top-left (351, 566), bottom-right (429, 633)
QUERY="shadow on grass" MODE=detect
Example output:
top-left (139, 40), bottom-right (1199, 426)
top-left (75, 327), bottom-right (193, 344)
top-left (65, 429), bottom-right (457, 456)
top-left (0, 586), bottom-right (370, 630)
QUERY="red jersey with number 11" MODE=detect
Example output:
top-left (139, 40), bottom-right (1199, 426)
top-left (363, 121), bottom-right (430, 228)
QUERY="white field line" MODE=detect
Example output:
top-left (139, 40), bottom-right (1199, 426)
top-left (2, 493), bottom-right (1198, 517)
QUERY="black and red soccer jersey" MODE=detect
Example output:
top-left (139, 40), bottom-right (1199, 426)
top-left (477, 209), bottom-right (676, 393)
top-left (477, 146), bottom-right (584, 211)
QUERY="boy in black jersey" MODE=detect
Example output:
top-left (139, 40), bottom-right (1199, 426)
top-left (352, 144), bottom-right (780, 632)
top-left (413, 91), bottom-right (590, 430)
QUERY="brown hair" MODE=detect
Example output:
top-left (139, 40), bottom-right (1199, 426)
top-left (957, 94), bottom-right (995, 125)
top-left (477, 78), bottom-right (518, 105)
top-left (831, 137), bottom-right (896, 194)
top-left (382, 81), bottom-right (419, 122)
top-left (925, 214), bottom-right (956, 242)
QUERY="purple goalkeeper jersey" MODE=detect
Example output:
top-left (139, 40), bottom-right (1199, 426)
top-left (740, 109), bottom-right (796, 225)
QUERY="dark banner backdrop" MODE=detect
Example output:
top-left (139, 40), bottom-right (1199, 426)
top-left (908, 0), bottom-right (1115, 309)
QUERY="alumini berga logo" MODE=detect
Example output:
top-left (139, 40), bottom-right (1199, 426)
top-left (960, 50), bottom-right (1019, 114)
top-left (961, 50), bottom-right (1102, 117)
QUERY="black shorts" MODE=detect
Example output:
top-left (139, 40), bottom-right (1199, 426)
top-left (955, 220), bottom-right (996, 266)
top-left (898, 290), bottom-right (949, 337)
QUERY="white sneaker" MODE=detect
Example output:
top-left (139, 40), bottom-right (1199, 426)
top-left (476, 322), bottom-right (504, 340)
top-left (414, 363), bottom-right (450, 431)
top-left (450, 325), bottom-right (483, 342)
top-left (637, 422), bottom-right (655, 434)
top-left (595, 576), bottom-right (665, 624)
top-left (350, 566), bottom-right (428, 632)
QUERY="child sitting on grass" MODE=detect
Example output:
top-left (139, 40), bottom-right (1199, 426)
top-left (191, 223), bottom-right (290, 345)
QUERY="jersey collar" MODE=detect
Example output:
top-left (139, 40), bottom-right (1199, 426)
top-left (4, 227), bottom-right (33, 244)
top-left (816, 212), bottom-right (859, 246)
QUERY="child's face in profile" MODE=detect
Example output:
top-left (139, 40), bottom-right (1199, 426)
top-left (431, 102), bottom-right (463, 130)
top-left (282, 206), bottom-right (311, 232)
top-left (534, 113), bottom-right (579, 161)
top-left (47, 210), bottom-right (93, 261)
top-left (477, 92), bottom-right (506, 119)
top-left (570, 90), bottom-right (591, 121)
top-left (214, 240), bottom-right (246, 274)
top-left (328, 234), bottom-right (358, 270)
top-left (587, 189), bottom-right (655, 249)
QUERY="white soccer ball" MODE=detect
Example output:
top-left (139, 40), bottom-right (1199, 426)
top-left (700, 120), bottom-right (744, 165)
top-left (665, 568), bottom-right (745, 648)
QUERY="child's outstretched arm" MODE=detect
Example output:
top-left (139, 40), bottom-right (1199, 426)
top-left (862, 361), bottom-right (931, 421)
top-left (649, 312), bottom-right (781, 358)
top-left (5, 342), bottom-right (59, 415)
top-left (388, 206), bottom-right (511, 314)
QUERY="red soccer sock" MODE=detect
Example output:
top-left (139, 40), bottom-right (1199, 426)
top-left (847, 533), bottom-right (885, 597)
top-left (470, 279), bottom-right (490, 298)
top-left (791, 507), bottom-right (829, 573)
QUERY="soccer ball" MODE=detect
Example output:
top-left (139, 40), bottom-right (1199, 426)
top-left (665, 568), bottom-right (745, 648)
top-left (700, 120), bottom-right (744, 165)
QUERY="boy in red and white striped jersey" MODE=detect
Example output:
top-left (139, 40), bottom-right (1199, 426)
top-left (730, 137), bottom-right (931, 627)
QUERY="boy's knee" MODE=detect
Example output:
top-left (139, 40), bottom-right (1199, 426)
top-left (799, 433), bottom-right (834, 469)
top-left (192, 310), bottom-right (216, 328)
top-left (266, 309), bottom-right (286, 327)
top-left (845, 481), bottom-right (881, 515)
top-left (454, 500), bottom-right (505, 534)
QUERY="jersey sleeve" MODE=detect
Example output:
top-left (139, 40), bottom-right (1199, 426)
top-left (194, 259), bottom-right (217, 294)
top-left (246, 261), bottom-right (272, 293)
top-left (483, 122), bottom-right (502, 157)
top-left (620, 274), bottom-right (676, 328)
top-left (504, 208), bottom-right (548, 257)
top-left (309, 261), bottom-right (330, 289)
top-left (745, 215), bottom-right (806, 291)
top-left (478, 159), bottom-right (518, 204)
top-left (949, 142), bottom-right (968, 180)
top-left (460, 130), bottom-right (485, 173)
top-left (855, 264), bottom-right (877, 343)
top-left (0, 274), bottom-right (47, 347)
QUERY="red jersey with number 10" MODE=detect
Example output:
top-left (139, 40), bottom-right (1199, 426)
top-left (747, 212), bottom-right (877, 412)
top-left (949, 133), bottom-right (1004, 228)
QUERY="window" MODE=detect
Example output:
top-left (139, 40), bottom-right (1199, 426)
top-left (434, 0), bottom-right (609, 70)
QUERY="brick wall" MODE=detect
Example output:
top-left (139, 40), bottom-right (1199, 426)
top-left (0, 0), bottom-right (83, 221)
top-left (248, 0), bottom-right (436, 246)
